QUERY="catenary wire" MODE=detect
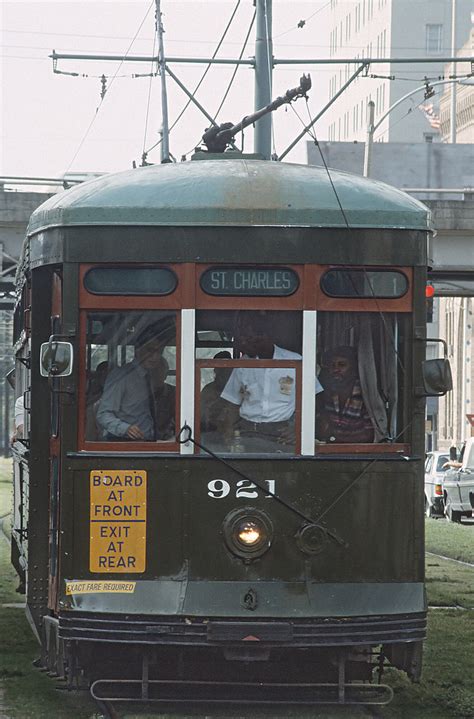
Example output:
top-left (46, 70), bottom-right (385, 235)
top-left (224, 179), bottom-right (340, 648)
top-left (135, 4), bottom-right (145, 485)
top-left (272, 0), bottom-right (332, 40)
top-left (63, 0), bottom-right (154, 173)
top-left (182, 7), bottom-right (257, 157)
top-left (212, 10), bottom-right (256, 122)
top-left (144, 0), bottom-right (242, 158)
top-left (287, 100), bottom-right (408, 440)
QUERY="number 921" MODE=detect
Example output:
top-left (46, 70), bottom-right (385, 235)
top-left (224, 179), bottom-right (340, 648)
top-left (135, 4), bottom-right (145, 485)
top-left (207, 479), bottom-right (275, 499)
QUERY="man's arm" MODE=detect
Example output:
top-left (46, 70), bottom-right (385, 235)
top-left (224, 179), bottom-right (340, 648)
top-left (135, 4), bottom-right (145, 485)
top-left (96, 371), bottom-right (130, 438)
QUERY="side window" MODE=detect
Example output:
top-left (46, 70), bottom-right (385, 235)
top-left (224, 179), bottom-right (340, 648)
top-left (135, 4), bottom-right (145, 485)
top-left (195, 310), bottom-right (302, 455)
top-left (425, 455), bottom-right (433, 473)
top-left (84, 310), bottom-right (177, 444)
top-left (316, 311), bottom-right (408, 445)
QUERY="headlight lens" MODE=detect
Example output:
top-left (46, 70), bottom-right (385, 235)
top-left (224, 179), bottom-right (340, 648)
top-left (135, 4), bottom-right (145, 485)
top-left (223, 509), bottom-right (273, 559)
top-left (237, 521), bottom-right (261, 546)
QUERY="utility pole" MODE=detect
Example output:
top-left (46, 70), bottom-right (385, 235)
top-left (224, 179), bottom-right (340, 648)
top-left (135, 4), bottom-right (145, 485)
top-left (254, 0), bottom-right (273, 160)
top-left (450, 0), bottom-right (457, 143)
top-left (363, 101), bottom-right (375, 178)
top-left (155, 0), bottom-right (171, 162)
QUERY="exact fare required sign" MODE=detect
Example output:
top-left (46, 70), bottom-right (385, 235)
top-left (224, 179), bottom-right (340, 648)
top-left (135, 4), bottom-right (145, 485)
top-left (90, 470), bottom-right (147, 573)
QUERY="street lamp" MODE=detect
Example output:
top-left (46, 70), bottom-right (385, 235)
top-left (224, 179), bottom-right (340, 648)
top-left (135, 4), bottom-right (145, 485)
top-left (363, 78), bottom-right (471, 177)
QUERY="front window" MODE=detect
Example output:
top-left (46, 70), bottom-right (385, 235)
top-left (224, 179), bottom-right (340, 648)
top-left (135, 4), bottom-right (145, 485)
top-left (196, 310), bottom-right (302, 454)
top-left (84, 310), bottom-right (177, 443)
top-left (316, 311), bottom-right (409, 445)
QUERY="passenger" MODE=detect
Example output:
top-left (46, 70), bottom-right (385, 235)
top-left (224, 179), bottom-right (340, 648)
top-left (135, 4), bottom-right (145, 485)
top-left (200, 351), bottom-right (233, 433)
top-left (85, 361), bottom-right (109, 441)
top-left (152, 356), bottom-right (176, 440)
top-left (96, 330), bottom-right (165, 441)
top-left (220, 316), bottom-right (301, 450)
top-left (317, 346), bottom-right (374, 444)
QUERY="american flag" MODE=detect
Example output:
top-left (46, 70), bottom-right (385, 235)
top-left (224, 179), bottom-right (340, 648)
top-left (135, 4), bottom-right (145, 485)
top-left (419, 103), bottom-right (441, 130)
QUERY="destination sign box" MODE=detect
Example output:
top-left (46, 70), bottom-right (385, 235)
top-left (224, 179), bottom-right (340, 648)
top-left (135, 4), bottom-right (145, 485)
top-left (90, 470), bottom-right (147, 573)
top-left (200, 267), bottom-right (299, 296)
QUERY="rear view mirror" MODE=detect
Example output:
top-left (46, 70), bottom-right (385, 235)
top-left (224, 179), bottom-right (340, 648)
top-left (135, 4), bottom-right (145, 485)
top-left (40, 341), bottom-right (73, 377)
top-left (422, 358), bottom-right (452, 396)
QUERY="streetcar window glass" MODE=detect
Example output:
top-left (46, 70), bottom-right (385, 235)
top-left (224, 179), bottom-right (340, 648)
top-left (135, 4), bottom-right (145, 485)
top-left (321, 269), bottom-right (408, 298)
top-left (84, 267), bottom-right (177, 295)
top-left (84, 310), bottom-right (177, 444)
top-left (196, 310), bottom-right (302, 454)
top-left (316, 311), bottom-right (408, 445)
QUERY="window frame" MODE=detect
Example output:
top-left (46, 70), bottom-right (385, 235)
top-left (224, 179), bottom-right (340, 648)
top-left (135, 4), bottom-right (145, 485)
top-left (76, 262), bottom-right (413, 456)
top-left (78, 263), bottom-right (185, 452)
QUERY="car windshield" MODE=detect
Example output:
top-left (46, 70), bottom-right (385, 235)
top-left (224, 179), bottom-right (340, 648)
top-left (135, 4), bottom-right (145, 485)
top-left (436, 455), bottom-right (449, 472)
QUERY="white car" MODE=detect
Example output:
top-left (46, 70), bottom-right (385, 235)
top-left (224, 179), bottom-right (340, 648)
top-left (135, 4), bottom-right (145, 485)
top-left (424, 451), bottom-right (449, 518)
top-left (442, 439), bottom-right (474, 523)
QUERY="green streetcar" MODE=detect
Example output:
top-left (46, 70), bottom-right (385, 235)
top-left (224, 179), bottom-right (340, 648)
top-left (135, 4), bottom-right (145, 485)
top-left (11, 155), bottom-right (450, 715)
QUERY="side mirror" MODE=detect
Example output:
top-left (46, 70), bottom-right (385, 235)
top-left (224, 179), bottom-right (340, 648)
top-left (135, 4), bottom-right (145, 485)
top-left (422, 358), bottom-right (452, 396)
top-left (40, 340), bottom-right (73, 377)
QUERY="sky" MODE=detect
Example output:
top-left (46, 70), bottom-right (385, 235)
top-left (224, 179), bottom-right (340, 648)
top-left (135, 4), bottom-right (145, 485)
top-left (1, 0), bottom-right (334, 179)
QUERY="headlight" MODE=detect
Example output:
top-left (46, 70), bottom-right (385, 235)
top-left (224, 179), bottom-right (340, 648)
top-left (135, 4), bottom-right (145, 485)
top-left (223, 509), bottom-right (273, 559)
top-left (237, 521), bottom-right (261, 546)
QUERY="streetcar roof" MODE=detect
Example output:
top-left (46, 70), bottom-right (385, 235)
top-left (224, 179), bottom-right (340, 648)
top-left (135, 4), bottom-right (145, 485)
top-left (27, 158), bottom-right (431, 235)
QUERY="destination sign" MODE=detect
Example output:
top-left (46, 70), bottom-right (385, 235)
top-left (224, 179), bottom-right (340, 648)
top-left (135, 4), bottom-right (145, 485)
top-left (90, 470), bottom-right (147, 573)
top-left (200, 267), bottom-right (299, 296)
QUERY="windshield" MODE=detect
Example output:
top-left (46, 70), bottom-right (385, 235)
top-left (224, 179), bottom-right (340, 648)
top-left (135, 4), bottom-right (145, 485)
top-left (436, 455), bottom-right (449, 472)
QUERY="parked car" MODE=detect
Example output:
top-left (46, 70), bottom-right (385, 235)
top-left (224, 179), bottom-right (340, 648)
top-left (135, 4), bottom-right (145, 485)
top-left (424, 451), bottom-right (449, 518)
top-left (443, 439), bottom-right (474, 523)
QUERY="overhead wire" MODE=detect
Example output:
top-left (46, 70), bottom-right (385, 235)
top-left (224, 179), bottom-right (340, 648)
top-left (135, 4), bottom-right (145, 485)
top-left (272, 0), bottom-right (332, 40)
top-left (287, 98), bottom-right (409, 440)
top-left (212, 10), bottom-right (256, 122)
top-left (63, 0), bottom-right (154, 174)
top-left (182, 5), bottom-right (257, 157)
top-left (143, 0), bottom-right (243, 158)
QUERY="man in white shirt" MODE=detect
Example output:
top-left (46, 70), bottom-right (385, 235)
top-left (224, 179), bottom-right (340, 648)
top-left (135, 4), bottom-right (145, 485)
top-left (220, 316), bottom-right (301, 452)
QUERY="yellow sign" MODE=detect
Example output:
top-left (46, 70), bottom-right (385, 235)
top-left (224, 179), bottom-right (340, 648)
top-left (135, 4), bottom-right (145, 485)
top-left (90, 470), bottom-right (147, 573)
top-left (66, 581), bottom-right (136, 595)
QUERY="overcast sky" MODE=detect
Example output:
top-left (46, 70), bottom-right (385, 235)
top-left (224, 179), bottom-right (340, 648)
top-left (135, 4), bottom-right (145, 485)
top-left (1, 0), bottom-right (334, 179)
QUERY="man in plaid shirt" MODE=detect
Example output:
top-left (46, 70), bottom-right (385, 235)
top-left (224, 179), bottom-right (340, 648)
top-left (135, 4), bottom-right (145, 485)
top-left (317, 346), bottom-right (374, 444)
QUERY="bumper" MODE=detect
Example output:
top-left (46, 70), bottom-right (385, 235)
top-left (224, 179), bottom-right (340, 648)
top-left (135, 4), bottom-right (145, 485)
top-left (59, 611), bottom-right (427, 648)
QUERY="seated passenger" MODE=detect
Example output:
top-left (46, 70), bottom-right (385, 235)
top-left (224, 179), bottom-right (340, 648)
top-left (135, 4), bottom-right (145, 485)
top-left (96, 331), bottom-right (165, 441)
top-left (85, 361), bottom-right (109, 440)
top-left (152, 356), bottom-right (176, 440)
top-left (200, 351), bottom-right (232, 433)
top-left (317, 346), bottom-right (374, 444)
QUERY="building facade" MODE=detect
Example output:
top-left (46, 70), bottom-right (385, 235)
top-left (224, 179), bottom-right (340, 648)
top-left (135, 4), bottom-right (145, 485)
top-left (326, 0), bottom-right (472, 144)
top-left (439, 28), bottom-right (474, 143)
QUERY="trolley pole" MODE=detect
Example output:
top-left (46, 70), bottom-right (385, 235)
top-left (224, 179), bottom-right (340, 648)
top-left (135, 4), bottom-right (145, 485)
top-left (254, 0), bottom-right (273, 159)
top-left (155, 0), bottom-right (171, 162)
top-left (363, 101), bottom-right (375, 178)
